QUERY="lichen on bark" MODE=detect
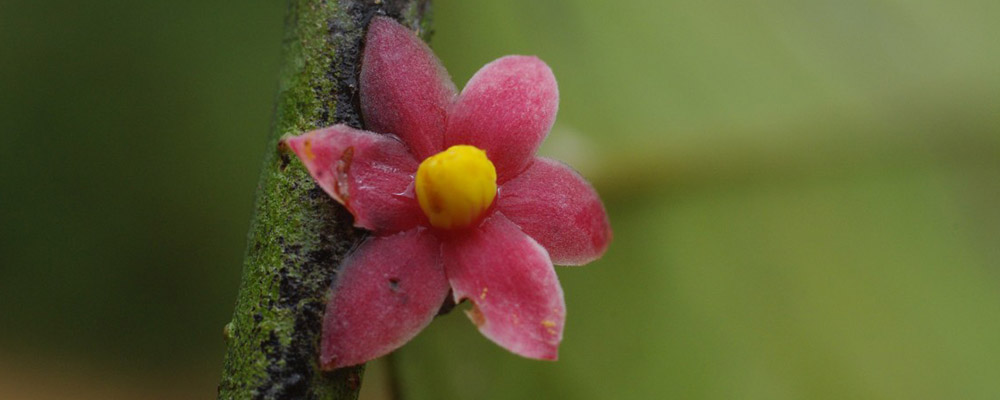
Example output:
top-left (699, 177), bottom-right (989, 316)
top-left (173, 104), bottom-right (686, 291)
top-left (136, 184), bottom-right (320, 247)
top-left (218, 1), bottom-right (431, 399)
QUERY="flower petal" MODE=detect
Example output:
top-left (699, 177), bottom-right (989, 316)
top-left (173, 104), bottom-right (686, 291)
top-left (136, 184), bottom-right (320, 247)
top-left (443, 213), bottom-right (565, 360)
top-left (445, 56), bottom-right (559, 182)
top-left (320, 228), bottom-right (449, 369)
top-left (498, 158), bottom-right (612, 265)
top-left (361, 16), bottom-right (457, 160)
top-left (284, 125), bottom-right (423, 233)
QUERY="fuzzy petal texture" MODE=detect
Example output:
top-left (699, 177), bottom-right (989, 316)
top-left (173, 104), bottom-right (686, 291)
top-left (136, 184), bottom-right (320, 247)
top-left (284, 125), bottom-right (423, 233)
top-left (443, 213), bottom-right (565, 360)
top-left (498, 158), bottom-right (612, 265)
top-left (446, 56), bottom-right (559, 182)
top-left (361, 16), bottom-right (457, 160)
top-left (320, 228), bottom-right (449, 369)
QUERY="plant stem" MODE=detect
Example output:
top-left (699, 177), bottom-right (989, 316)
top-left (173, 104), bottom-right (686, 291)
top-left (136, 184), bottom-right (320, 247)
top-left (217, 1), bottom-right (432, 399)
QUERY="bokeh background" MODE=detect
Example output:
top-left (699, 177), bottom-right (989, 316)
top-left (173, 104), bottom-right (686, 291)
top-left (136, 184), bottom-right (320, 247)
top-left (2, 0), bottom-right (999, 398)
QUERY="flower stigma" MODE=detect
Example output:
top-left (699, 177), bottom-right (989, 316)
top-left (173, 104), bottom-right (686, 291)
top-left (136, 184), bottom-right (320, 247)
top-left (415, 145), bottom-right (497, 229)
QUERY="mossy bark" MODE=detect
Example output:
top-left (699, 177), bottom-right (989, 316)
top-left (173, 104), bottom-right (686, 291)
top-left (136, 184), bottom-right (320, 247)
top-left (218, 1), bottom-right (432, 399)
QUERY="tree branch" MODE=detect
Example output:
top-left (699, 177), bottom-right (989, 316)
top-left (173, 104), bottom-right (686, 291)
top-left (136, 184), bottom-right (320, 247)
top-left (218, 1), bottom-right (432, 399)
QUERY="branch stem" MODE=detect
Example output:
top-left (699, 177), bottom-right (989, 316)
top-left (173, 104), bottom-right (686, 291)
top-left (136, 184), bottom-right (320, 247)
top-left (218, 1), bottom-right (431, 399)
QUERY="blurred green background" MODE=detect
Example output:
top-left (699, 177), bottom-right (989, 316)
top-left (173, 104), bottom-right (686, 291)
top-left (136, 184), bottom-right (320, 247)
top-left (2, 0), bottom-right (999, 398)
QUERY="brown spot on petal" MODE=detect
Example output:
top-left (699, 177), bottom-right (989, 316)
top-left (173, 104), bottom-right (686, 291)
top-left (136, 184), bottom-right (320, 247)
top-left (466, 304), bottom-right (486, 327)
top-left (303, 139), bottom-right (315, 160)
top-left (320, 355), bottom-right (337, 372)
top-left (334, 146), bottom-right (354, 205)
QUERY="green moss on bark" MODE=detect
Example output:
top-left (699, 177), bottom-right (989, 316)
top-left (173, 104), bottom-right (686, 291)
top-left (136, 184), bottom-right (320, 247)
top-left (218, 1), bottom-right (430, 399)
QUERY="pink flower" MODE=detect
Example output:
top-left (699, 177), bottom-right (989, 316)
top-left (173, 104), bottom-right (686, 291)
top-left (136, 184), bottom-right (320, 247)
top-left (283, 16), bottom-right (611, 369)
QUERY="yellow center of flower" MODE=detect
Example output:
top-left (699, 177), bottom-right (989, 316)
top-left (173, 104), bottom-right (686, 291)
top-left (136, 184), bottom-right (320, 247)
top-left (415, 145), bottom-right (497, 230)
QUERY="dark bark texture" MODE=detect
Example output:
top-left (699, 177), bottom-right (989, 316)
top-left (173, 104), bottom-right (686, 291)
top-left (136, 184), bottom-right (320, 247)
top-left (218, 1), bottom-right (432, 399)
